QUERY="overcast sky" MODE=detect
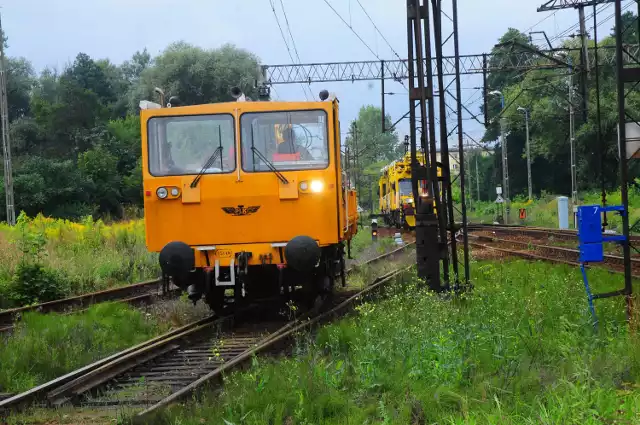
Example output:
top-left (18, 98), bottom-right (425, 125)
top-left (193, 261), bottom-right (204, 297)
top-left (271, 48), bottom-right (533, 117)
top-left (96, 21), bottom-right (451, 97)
top-left (1, 0), bottom-right (619, 143)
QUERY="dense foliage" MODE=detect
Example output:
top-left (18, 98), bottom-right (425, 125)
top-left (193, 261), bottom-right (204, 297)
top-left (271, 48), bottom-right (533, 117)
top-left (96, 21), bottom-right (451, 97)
top-left (344, 106), bottom-right (401, 212)
top-left (0, 42), bottom-right (261, 221)
top-left (471, 12), bottom-right (640, 201)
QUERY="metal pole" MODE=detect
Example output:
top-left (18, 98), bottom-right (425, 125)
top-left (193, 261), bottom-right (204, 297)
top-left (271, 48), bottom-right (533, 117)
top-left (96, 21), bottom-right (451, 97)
top-left (569, 72), bottom-right (577, 204)
top-left (381, 60), bottom-right (386, 132)
top-left (483, 54), bottom-right (488, 128)
top-left (614, 0), bottom-right (633, 320)
top-left (406, 7), bottom-right (419, 204)
top-left (525, 110), bottom-right (532, 200)
top-left (353, 122), bottom-right (359, 197)
top-left (432, 0), bottom-right (458, 284)
top-left (593, 4), bottom-right (607, 228)
top-left (578, 5), bottom-right (589, 122)
top-left (476, 154), bottom-right (480, 202)
top-left (408, 0), bottom-right (442, 290)
top-left (499, 116), bottom-right (509, 224)
top-left (0, 13), bottom-right (15, 226)
top-left (452, 0), bottom-right (469, 285)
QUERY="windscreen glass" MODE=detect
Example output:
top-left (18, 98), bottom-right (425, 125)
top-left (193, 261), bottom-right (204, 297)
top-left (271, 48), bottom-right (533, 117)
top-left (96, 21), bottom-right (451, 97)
top-left (241, 110), bottom-right (329, 171)
top-left (147, 114), bottom-right (235, 176)
top-left (399, 179), bottom-right (413, 196)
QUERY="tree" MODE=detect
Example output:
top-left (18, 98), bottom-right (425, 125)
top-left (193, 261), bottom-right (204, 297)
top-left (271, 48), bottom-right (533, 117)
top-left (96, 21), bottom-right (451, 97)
top-left (482, 29), bottom-right (535, 142)
top-left (127, 42), bottom-right (261, 110)
top-left (78, 145), bottom-right (122, 216)
top-left (344, 106), bottom-right (400, 206)
top-left (6, 57), bottom-right (36, 120)
top-left (5, 157), bottom-right (94, 220)
top-left (121, 49), bottom-right (152, 83)
top-left (612, 11), bottom-right (638, 45)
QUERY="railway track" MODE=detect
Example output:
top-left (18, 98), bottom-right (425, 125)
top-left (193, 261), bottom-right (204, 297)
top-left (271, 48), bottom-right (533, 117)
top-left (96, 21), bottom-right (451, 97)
top-left (0, 242), bottom-right (415, 419)
top-left (468, 223), bottom-right (640, 244)
top-left (467, 233), bottom-right (640, 277)
top-left (0, 278), bottom-right (172, 334)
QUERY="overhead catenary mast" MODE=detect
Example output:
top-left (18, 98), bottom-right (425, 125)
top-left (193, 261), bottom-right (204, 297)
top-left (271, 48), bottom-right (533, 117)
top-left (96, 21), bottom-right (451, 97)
top-left (0, 13), bottom-right (15, 226)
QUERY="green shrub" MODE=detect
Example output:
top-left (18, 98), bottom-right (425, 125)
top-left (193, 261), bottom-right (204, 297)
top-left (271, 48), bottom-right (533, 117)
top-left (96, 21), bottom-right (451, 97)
top-left (8, 263), bottom-right (68, 305)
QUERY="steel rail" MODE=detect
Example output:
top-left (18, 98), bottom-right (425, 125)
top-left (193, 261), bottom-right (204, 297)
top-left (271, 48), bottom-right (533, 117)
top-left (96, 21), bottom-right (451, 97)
top-left (468, 223), bottom-right (640, 244)
top-left (0, 278), bottom-right (164, 331)
top-left (0, 315), bottom-right (218, 413)
top-left (468, 234), bottom-right (640, 277)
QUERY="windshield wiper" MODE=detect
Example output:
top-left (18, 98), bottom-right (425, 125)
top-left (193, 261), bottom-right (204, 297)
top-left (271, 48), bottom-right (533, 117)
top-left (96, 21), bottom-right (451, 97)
top-left (250, 147), bottom-right (289, 184)
top-left (190, 146), bottom-right (223, 188)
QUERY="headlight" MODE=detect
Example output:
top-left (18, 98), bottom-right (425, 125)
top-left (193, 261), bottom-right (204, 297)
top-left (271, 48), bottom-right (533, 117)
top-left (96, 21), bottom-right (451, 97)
top-left (299, 181), bottom-right (309, 191)
top-left (310, 180), bottom-right (324, 193)
top-left (170, 187), bottom-right (180, 197)
top-left (156, 187), bottom-right (168, 199)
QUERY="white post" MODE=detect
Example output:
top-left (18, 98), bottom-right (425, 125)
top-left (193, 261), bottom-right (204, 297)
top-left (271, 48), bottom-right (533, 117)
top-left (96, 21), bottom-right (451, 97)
top-left (557, 196), bottom-right (569, 229)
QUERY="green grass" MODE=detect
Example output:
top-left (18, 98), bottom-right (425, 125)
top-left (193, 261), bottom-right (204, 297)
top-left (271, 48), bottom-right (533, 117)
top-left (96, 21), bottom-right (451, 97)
top-left (467, 186), bottom-right (640, 231)
top-left (348, 225), bottom-right (375, 257)
top-left (145, 259), bottom-right (640, 424)
top-left (0, 302), bottom-right (164, 393)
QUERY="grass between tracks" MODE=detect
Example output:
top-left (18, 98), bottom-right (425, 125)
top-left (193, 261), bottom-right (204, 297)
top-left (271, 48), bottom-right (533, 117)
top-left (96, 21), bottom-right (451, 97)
top-left (0, 294), bottom-right (213, 395)
top-left (0, 303), bottom-right (163, 393)
top-left (153, 259), bottom-right (640, 425)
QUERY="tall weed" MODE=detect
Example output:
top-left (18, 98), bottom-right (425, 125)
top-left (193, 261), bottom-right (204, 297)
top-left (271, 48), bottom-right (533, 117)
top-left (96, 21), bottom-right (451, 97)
top-left (0, 214), bottom-right (158, 308)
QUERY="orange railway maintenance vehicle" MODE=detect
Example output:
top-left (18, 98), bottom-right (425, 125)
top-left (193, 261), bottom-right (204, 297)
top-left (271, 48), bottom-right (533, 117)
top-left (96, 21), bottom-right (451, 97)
top-left (140, 88), bottom-right (358, 312)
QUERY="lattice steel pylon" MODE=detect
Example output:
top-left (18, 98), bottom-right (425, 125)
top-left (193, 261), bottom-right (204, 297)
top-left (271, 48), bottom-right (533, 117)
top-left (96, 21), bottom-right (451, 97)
top-left (262, 45), bottom-right (636, 84)
top-left (405, 0), bottom-right (470, 290)
top-left (613, 0), bottom-right (639, 320)
top-left (538, 0), bottom-right (613, 11)
top-left (0, 14), bottom-right (14, 226)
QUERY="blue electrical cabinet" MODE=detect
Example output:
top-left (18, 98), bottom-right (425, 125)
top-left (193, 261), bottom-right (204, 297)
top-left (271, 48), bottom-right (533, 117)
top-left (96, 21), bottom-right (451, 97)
top-left (577, 205), bottom-right (626, 263)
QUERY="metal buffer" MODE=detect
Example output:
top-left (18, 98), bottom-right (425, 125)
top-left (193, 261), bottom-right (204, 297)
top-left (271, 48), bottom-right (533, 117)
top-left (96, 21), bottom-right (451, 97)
top-left (577, 204), bottom-right (627, 327)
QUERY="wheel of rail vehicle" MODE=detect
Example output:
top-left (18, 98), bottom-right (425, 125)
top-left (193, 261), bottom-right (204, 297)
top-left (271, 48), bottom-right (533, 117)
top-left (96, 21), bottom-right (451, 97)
top-left (308, 273), bottom-right (334, 316)
top-left (205, 286), bottom-right (226, 314)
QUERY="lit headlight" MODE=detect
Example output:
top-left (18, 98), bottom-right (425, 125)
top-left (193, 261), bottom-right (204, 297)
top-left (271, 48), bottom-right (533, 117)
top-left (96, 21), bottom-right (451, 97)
top-left (310, 180), bottom-right (324, 193)
top-left (156, 187), bottom-right (168, 199)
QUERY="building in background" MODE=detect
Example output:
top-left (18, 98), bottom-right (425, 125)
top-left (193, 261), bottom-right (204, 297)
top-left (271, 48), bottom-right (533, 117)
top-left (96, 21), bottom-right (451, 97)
top-left (436, 147), bottom-right (493, 175)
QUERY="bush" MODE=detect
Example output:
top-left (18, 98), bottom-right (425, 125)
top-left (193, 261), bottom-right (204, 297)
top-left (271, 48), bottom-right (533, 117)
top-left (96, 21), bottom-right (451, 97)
top-left (8, 262), bottom-right (68, 305)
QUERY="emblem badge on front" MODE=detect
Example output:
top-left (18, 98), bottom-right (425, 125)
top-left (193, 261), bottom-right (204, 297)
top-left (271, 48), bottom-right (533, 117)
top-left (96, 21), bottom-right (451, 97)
top-left (221, 205), bottom-right (261, 216)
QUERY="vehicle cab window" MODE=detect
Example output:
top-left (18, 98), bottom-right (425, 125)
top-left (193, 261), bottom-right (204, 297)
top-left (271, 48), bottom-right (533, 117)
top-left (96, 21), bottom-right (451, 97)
top-left (241, 110), bottom-right (329, 172)
top-left (147, 114), bottom-right (236, 176)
